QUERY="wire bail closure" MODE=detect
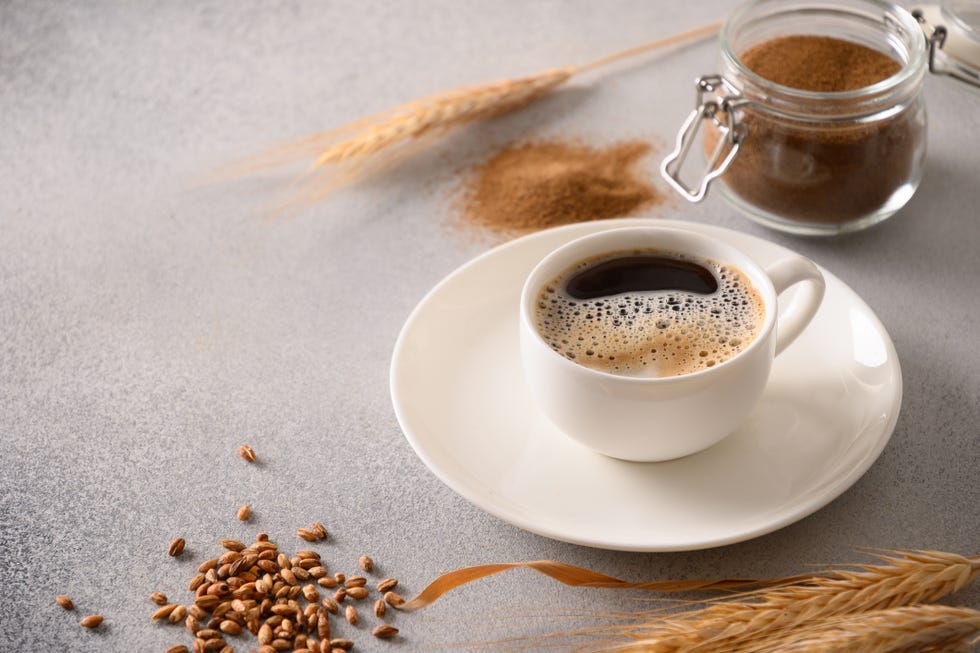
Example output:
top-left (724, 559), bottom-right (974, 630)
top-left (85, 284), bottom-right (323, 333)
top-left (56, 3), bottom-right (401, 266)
top-left (661, 75), bottom-right (748, 203)
top-left (912, 7), bottom-right (980, 89)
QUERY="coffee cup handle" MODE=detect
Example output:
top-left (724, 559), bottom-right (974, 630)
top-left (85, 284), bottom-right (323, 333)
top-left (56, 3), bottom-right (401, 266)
top-left (764, 256), bottom-right (826, 356)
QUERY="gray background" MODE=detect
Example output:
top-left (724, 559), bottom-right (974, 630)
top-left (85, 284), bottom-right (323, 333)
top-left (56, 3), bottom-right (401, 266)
top-left (1, 1), bottom-right (977, 650)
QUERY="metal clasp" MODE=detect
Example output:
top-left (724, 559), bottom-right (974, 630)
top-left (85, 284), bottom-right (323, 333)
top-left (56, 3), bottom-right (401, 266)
top-left (661, 75), bottom-right (749, 203)
top-left (912, 8), bottom-right (980, 89)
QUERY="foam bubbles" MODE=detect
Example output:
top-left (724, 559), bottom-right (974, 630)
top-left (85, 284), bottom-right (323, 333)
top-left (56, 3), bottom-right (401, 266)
top-left (534, 251), bottom-right (765, 377)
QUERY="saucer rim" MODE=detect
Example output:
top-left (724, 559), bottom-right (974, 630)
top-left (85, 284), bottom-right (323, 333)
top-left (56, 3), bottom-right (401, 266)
top-left (390, 218), bottom-right (902, 551)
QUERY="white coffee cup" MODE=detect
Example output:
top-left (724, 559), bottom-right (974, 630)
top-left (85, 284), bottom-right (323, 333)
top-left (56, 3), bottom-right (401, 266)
top-left (519, 226), bottom-right (825, 462)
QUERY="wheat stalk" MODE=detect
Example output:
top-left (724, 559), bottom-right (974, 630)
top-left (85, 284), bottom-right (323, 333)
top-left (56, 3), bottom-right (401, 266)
top-left (738, 605), bottom-right (979, 653)
top-left (226, 21), bottom-right (721, 212)
top-left (597, 551), bottom-right (980, 653)
top-left (623, 605), bottom-right (980, 653)
top-left (764, 605), bottom-right (980, 653)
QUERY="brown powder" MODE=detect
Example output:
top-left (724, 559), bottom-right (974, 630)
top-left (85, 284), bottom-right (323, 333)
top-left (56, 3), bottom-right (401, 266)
top-left (740, 35), bottom-right (900, 92)
top-left (705, 35), bottom-right (923, 227)
top-left (459, 140), bottom-right (661, 234)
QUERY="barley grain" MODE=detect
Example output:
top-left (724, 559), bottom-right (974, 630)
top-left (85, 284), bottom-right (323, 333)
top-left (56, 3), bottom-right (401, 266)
top-left (80, 614), bottom-right (103, 628)
top-left (237, 445), bottom-right (257, 462)
top-left (344, 576), bottom-right (366, 588)
top-left (186, 614), bottom-right (201, 635)
top-left (303, 584), bottom-right (320, 602)
top-left (169, 604), bottom-right (188, 624)
top-left (372, 624), bottom-right (399, 639)
top-left (346, 587), bottom-right (369, 601)
top-left (219, 619), bottom-right (242, 635)
top-left (153, 604), bottom-right (179, 621)
top-left (383, 591), bottom-right (405, 608)
top-left (297, 528), bottom-right (317, 542)
top-left (310, 566), bottom-right (328, 579)
top-left (169, 537), bottom-right (186, 557)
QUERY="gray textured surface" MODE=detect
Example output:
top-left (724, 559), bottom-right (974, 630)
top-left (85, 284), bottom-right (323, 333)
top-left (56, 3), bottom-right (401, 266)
top-left (1, 1), bottom-right (978, 651)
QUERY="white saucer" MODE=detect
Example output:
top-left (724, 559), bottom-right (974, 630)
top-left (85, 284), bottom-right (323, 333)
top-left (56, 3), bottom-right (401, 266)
top-left (390, 219), bottom-right (902, 551)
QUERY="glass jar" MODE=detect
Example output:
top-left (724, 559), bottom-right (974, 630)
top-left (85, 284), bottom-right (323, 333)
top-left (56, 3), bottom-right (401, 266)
top-left (662, 0), bottom-right (928, 236)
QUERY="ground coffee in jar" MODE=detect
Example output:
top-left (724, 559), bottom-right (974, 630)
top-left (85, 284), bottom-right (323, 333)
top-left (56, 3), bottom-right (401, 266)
top-left (708, 35), bottom-right (920, 227)
top-left (662, 0), bottom-right (929, 235)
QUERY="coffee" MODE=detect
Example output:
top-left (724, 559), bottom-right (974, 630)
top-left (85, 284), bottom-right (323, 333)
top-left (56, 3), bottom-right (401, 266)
top-left (533, 249), bottom-right (765, 377)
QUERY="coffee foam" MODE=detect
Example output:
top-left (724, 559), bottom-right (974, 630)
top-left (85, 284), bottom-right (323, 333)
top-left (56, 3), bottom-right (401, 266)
top-left (534, 251), bottom-right (765, 377)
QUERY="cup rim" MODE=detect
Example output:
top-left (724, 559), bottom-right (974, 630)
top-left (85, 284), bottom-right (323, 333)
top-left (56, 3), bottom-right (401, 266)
top-left (519, 226), bottom-right (777, 384)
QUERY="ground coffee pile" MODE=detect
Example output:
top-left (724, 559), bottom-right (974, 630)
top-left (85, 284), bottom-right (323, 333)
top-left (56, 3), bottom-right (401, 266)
top-left (459, 140), bottom-right (661, 234)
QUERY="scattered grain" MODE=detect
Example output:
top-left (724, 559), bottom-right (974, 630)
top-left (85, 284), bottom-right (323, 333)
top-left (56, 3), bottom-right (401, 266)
top-left (237, 444), bottom-right (257, 462)
top-left (153, 604), bottom-right (179, 621)
top-left (169, 537), bottom-right (186, 557)
top-left (297, 528), bottom-right (318, 542)
top-left (358, 555), bottom-right (374, 573)
top-left (169, 605), bottom-right (188, 624)
top-left (237, 505), bottom-right (251, 521)
top-left (219, 538), bottom-right (246, 552)
top-left (344, 576), bottom-right (366, 589)
top-left (186, 614), bottom-right (201, 635)
top-left (303, 584), bottom-right (320, 602)
top-left (373, 624), bottom-right (399, 639)
top-left (80, 614), bottom-right (103, 628)
top-left (345, 605), bottom-right (359, 625)
top-left (383, 591), bottom-right (405, 608)
top-left (160, 533), bottom-right (411, 652)
top-left (198, 558), bottom-right (218, 573)
top-left (56, 594), bottom-right (74, 610)
top-left (346, 587), bottom-right (369, 601)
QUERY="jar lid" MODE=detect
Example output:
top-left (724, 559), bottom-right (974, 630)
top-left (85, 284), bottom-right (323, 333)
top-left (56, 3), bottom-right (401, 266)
top-left (913, 2), bottom-right (980, 89)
